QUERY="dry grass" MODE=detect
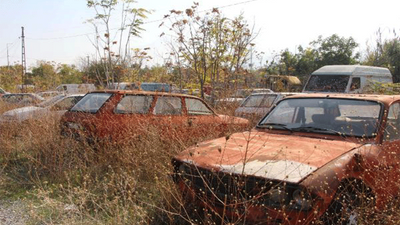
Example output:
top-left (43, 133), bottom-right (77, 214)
top-left (0, 106), bottom-right (245, 224)
top-left (1, 101), bottom-right (400, 225)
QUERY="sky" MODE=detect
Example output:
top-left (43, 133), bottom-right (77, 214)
top-left (0, 0), bottom-right (399, 69)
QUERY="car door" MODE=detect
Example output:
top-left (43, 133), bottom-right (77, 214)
top-left (110, 94), bottom-right (154, 142)
top-left (184, 97), bottom-right (220, 140)
top-left (152, 95), bottom-right (184, 140)
top-left (381, 102), bottom-right (400, 196)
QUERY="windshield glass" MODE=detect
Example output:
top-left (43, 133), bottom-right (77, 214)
top-left (242, 95), bottom-right (265, 107)
top-left (70, 93), bottom-right (112, 113)
top-left (38, 95), bottom-right (64, 108)
top-left (304, 75), bottom-right (349, 92)
top-left (258, 98), bottom-right (382, 137)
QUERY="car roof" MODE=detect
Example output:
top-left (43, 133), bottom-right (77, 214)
top-left (247, 92), bottom-right (300, 97)
top-left (312, 65), bottom-right (392, 77)
top-left (89, 90), bottom-right (202, 99)
top-left (283, 93), bottom-right (400, 105)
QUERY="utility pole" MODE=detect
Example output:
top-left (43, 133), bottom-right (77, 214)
top-left (21, 26), bottom-right (27, 92)
top-left (6, 43), bottom-right (10, 68)
top-left (86, 55), bottom-right (90, 83)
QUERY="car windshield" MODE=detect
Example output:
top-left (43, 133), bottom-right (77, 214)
top-left (304, 75), bottom-right (349, 92)
top-left (258, 98), bottom-right (382, 137)
top-left (242, 94), bottom-right (277, 108)
top-left (70, 93), bottom-right (112, 113)
top-left (38, 95), bottom-right (65, 108)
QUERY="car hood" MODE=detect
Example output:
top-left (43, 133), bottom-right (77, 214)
top-left (175, 131), bottom-right (362, 183)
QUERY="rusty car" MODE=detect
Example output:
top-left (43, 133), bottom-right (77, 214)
top-left (60, 90), bottom-right (249, 144)
top-left (172, 93), bottom-right (400, 224)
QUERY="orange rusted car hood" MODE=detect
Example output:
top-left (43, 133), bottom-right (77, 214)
top-left (175, 130), bottom-right (363, 183)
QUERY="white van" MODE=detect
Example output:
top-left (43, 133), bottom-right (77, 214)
top-left (303, 65), bottom-right (393, 93)
top-left (56, 84), bottom-right (96, 94)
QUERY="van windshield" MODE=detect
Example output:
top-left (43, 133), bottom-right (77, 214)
top-left (70, 93), bottom-right (112, 113)
top-left (304, 75), bottom-right (349, 92)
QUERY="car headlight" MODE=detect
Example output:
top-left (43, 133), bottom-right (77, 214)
top-left (66, 122), bottom-right (81, 130)
top-left (292, 189), bottom-right (312, 210)
top-left (268, 185), bottom-right (287, 205)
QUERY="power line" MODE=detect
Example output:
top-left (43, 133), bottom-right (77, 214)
top-left (25, 0), bottom-right (260, 41)
top-left (0, 38), bottom-right (19, 55)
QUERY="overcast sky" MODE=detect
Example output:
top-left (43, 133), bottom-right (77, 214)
top-left (0, 0), bottom-right (399, 69)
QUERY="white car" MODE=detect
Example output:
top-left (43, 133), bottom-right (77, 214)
top-left (0, 94), bottom-right (84, 123)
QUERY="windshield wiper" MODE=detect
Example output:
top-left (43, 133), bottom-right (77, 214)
top-left (257, 123), bottom-right (293, 132)
top-left (291, 126), bottom-right (344, 136)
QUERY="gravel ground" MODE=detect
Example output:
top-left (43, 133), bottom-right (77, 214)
top-left (0, 200), bottom-right (28, 225)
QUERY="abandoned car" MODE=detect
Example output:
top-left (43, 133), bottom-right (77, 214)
top-left (173, 93), bottom-right (400, 224)
top-left (1, 93), bottom-right (44, 107)
top-left (234, 92), bottom-right (300, 124)
top-left (61, 90), bottom-right (249, 143)
top-left (0, 94), bottom-right (84, 123)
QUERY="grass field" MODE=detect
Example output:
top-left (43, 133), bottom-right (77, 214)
top-left (1, 101), bottom-right (400, 225)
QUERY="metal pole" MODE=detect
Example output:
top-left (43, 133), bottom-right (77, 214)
top-left (6, 43), bottom-right (10, 68)
top-left (21, 26), bottom-right (27, 92)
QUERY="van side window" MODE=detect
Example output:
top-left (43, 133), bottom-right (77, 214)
top-left (350, 77), bottom-right (361, 91)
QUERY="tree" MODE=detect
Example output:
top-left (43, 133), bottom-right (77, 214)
top-left (31, 61), bottom-right (59, 90)
top-left (363, 29), bottom-right (400, 82)
top-left (58, 64), bottom-right (83, 84)
top-left (265, 34), bottom-right (359, 79)
top-left (162, 4), bottom-right (257, 98)
top-left (86, 0), bottom-right (150, 86)
top-left (0, 65), bottom-right (23, 91)
top-left (311, 34), bottom-right (360, 66)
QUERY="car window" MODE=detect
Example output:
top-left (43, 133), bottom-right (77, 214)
top-left (115, 95), bottom-right (153, 114)
top-left (154, 96), bottom-right (182, 115)
top-left (260, 95), bottom-right (277, 107)
top-left (259, 98), bottom-right (381, 137)
top-left (185, 98), bottom-right (213, 115)
top-left (39, 95), bottom-right (65, 107)
top-left (304, 75), bottom-right (350, 92)
top-left (384, 103), bottom-right (400, 141)
top-left (53, 96), bottom-right (83, 110)
top-left (5, 95), bottom-right (22, 103)
top-left (242, 95), bottom-right (265, 107)
top-left (70, 93), bottom-right (112, 113)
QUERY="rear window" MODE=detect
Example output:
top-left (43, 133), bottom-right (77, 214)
top-left (70, 93), bottom-right (112, 113)
top-left (185, 98), bottom-right (213, 115)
